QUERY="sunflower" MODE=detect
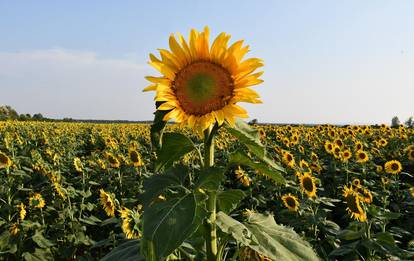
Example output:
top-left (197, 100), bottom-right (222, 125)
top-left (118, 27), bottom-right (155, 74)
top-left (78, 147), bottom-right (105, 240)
top-left (29, 193), bottom-right (45, 209)
top-left (73, 157), bottom-right (83, 172)
top-left (0, 151), bottom-right (12, 169)
top-left (282, 151), bottom-right (295, 168)
top-left (18, 203), bottom-right (26, 221)
top-left (235, 166), bottom-right (250, 187)
top-left (407, 150), bottom-right (414, 161)
top-left (100, 189), bottom-right (116, 217)
top-left (358, 188), bottom-right (373, 204)
top-left (300, 172), bottom-right (317, 198)
top-left (310, 152), bottom-right (319, 162)
top-left (356, 150), bottom-right (369, 163)
top-left (106, 152), bottom-right (120, 168)
top-left (281, 193), bottom-right (299, 212)
top-left (410, 187), bottom-right (414, 198)
top-left (324, 141), bottom-right (334, 154)
top-left (128, 148), bottom-right (144, 167)
top-left (9, 223), bottom-right (19, 236)
top-left (144, 27), bottom-right (263, 132)
top-left (341, 149), bottom-right (352, 162)
top-left (119, 207), bottom-right (142, 239)
top-left (53, 182), bottom-right (67, 200)
top-left (343, 185), bottom-right (366, 222)
top-left (352, 178), bottom-right (361, 187)
top-left (376, 165), bottom-right (383, 173)
top-left (355, 141), bottom-right (363, 151)
top-left (381, 177), bottom-right (390, 185)
top-left (384, 160), bottom-right (402, 175)
top-left (239, 247), bottom-right (272, 261)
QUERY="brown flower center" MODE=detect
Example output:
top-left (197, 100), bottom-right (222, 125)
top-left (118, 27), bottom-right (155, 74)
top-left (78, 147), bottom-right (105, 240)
top-left (174, 62), bottom-right (233, 115)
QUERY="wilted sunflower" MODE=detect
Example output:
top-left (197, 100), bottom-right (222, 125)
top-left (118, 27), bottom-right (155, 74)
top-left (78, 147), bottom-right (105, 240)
top-left (239, 246), bottom-right (272, 261)
top-left (0, 151), bottom-right (12, 169)
top-left (300, 172), bottom-right (317, 198)
top-left (384, 160), bottom-right (402, 175)
top-left (356, 150), bottom-right (369, 163)
top-left (343, 185), bottom-right (366, 222)
top-left (281, 193), bottom-right (299, 212)
top-left (100, 189), bottom-right (116, 217)
top-left (128, 148), bottom-right (144, 167)
top-left (73, 157), bottom-right (83, 172)
top-left (144, 26), bottom-right (263, 132)
top-left (29, 193), bottom-right (45, 209)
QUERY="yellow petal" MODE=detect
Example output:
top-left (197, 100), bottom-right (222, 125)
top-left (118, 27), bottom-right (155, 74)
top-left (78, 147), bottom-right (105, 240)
top-left (143, 84), bottom-right (157, 92)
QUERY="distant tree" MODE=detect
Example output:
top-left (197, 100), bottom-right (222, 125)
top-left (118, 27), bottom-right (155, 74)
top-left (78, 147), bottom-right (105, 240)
top-left (0, 105), bottom-right (19, 120)
top-left (32, 113), bottom-right (44, 120)
top-left (391, 116), bottom-right (400, 128)
top-left (248, 118), bottom-right (258, 125)
top-left (405, 116), bottom-right (413, 128)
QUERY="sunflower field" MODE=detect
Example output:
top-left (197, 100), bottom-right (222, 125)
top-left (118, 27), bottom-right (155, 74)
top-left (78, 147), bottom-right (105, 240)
top-left (0, 120), bottom-right (413, 260)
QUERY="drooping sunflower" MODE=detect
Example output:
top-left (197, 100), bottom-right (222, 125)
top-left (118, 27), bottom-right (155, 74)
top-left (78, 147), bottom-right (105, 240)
top-left (281, 193), bottom-right (299, 212)
top-left (144, 27), bottom-right (263, 132)
top-left (106, 152), bottom-right (120, 169)
top-left (235, 166), bottom-right (250, 187)
top-left (99, 189), bottom-right (116, 217)
top-left (0, 151), bottom-right (12, 169)
top-left (119, 207), bottom-right (142, 239)
top-left (73, 157), bottom-right (83, 172)
top-left (18, 203), bottom-right (26, 221)
top-left (128, 148), bottom-right (144, 167)
top-left (282, 151), bottom-right (295, 168)
top-left (384, 160), bottom-right (402, 175)
top-left (300, 172), bottom-right (317, 198)
top-left (29, 193), bottom-right (45, 209)
top-left (355, 150), bottom-right (369, 163)
top-left (343, 185), bottom-right (366, 222)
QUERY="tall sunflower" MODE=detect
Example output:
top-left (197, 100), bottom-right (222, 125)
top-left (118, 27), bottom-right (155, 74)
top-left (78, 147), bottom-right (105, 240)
top-left (0, 151), bottom-right (12, 169)
top-left (300, 172), bottom-right (317, 198)
top-left (144, 27), bottom-right (263, 132)
top-left (99, 189), bottom-right (116, 217)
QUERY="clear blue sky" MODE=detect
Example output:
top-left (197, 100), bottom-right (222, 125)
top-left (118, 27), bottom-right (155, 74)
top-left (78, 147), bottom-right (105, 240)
top-left (1, 1), bottom-right (413, 124)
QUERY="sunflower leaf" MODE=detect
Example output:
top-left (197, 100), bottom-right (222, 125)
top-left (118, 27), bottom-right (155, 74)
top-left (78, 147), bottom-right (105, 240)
top-left (228, 150), bottom-right (285, 185)
top-left (226, 119), bottom-right (265, 158)
top-left (217, 189), bottom-right (246, 214)
top-left (155, 132), bottom-right (196, 171)
top-left (216, 211), bottom-right (320, 261)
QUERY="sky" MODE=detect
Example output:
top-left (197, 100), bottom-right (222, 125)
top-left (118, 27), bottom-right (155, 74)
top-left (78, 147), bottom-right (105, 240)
top-left (0, 1), bottom-right (413, 124)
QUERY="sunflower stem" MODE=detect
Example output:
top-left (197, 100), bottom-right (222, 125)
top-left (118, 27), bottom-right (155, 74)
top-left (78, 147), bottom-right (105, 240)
top-left (204, 125), bottom-right (218, 261)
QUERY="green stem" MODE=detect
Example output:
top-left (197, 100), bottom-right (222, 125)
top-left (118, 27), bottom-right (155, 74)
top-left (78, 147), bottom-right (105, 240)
top-left (204, 125), bottom-right (218, 261)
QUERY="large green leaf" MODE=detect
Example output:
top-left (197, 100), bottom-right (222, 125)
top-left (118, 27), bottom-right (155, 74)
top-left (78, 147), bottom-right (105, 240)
top-left (143, 193), bottom-right (198, 258)
top-left (155, 133), bottom-right (196, 171)
top-left (140, 165), bottom-right (189, 207)
top-left (100, 239), bottom-right (144, 261)
top-left (217, 189), bottom-right (246, 214)
top-left (226, 119), bottom-right (265, 158)
top-left (228, 150), bottom-right (285, 185)
top-left (195, 167), bottom-right (225, 191)
top-left (216, 211), bottom-right (320, 261)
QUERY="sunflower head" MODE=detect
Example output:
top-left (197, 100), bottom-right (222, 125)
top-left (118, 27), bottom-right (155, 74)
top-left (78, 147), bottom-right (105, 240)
top-left (119, 206), bottom-right (142, 239)
top-left (300, 172), bottom-right (317, 198)
top-left (144, 27), bottom-right (264, 132)
top-left (73, 157), bottom-right (83, 172)
top-left (18, 203), bottom-right (26, 221)
top-left (0, 151), bottom-right (12, 169)
top-left (29, 193), bottom-right (45, 209)
top-left (9, 223), bottom-right (20, 236)
top-left (281, 193), bottom-right (299, 212)
top-left (341, 150), bottom-right (352, 162)
top-left (282, 151), bottom-right (295, 168)
top-left (352, 178), bottom-right (361, 187)
top-left (356, 150), bottom-right (369, 163)
top-left (106, 152), bottom-right (120, 168)
top-left (235, 166), bottom-right (250, 187)
top-left (100, 189), bottom-right (116, 217)
top-left (343, 185), bottom-right (366, 222)
top-left (384, 160), bottom-right (402, 175)
top-left (128, 148), bottom-right (144, 167)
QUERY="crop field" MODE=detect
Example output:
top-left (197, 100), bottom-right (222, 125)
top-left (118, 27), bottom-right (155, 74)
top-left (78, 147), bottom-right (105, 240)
top-left (0, 121), bottom-right (413, 260)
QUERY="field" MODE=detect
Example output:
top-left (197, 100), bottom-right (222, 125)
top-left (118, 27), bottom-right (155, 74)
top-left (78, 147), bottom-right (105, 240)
top-left (0, 121), bottom-right (413, 260)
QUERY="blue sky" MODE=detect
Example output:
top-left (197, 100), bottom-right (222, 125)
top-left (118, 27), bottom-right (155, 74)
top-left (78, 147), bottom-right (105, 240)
top-left (1, 1), bottom-right (413, 124)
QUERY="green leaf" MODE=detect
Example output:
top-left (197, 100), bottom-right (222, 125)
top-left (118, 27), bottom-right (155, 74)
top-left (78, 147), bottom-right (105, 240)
top-left (140, 165), bottom-right (189, 207)
top-left (226, 119), bottom-right (265, 158)
top-left (150, 102), bottom-right (168, 152)
top-left (337, 228), bottom-right (365, 241)
top-left (155, 133), bottom-right (196, 171)
top-left (216, 211), bottom-right (319, 261)
top-left (228, 150), bottom-right (285, 185)
top-left (100, 239), bottom-right (145, 261)
top-left (195, 167), bottom-right (225, 191)
top-left (217, 189), bottom-right (246, 214)
top-left (143, 193), bottom-right (198, 258)
top-left (23, 248), bottom-right (53, 261)
top-left (32, 230), bottom-right (54, 248)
